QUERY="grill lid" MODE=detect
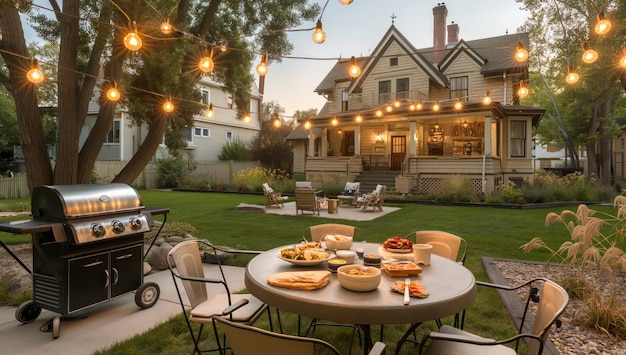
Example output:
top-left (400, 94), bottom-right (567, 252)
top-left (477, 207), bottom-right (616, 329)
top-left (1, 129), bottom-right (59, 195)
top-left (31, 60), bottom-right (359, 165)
top-left (32, 183), bottom-right (144, 221)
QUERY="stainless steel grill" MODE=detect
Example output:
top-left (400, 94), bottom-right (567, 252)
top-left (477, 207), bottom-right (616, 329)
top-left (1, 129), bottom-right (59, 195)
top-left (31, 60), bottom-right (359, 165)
top-left (0, 183), bottom-right (168, 338)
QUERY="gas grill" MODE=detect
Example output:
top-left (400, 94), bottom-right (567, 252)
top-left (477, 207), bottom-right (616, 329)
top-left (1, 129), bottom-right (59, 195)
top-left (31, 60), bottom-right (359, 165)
top-left (0, 183), bottom-right (168, 338)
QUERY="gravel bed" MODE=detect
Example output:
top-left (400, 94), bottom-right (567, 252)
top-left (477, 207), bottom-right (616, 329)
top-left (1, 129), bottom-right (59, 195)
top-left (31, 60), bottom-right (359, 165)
top-left (495, 260), bottom-right (626, 355)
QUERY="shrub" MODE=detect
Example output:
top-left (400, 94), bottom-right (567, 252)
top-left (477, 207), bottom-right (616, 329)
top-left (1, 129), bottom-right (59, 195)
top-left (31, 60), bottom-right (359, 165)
top-left (308, 174), bottom-right (344, 196)
top-left (156, 156), bottom-right (194, 189)
top-left (218, 138), bottom-right (249, 161)
top-left (435, 176), bottom-right (477, 202)
top-left (144, 220), bottom-right (198, 241)
top-left (234, 167), bottom-right (290, 192)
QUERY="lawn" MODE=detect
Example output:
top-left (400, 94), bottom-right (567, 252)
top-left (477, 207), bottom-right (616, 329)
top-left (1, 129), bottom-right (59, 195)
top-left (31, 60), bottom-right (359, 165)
top-left (0, 190), bottom-right (617, 354)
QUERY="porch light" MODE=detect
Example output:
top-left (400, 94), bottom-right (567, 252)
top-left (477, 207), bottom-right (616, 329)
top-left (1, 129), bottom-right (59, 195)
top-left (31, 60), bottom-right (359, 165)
top-left (123, 22), bottom-right (142, 51)
top-left (482, 91), bottom-right (492, 105)
top-left (355, 113), bottom-right (363, 123)
top-left (163, 98), bottom-right (174, 113)
top-left (303, 120), bottom-right (312, 129)
top-left (375, 109), bottom-right (383, 117)
top-left (514, 42), bottom-right (528, 62)
top-left (454, 98), bottom-right (463, 111)
top-left (582, 42), bottom-right (598, 64)
top-left (348, 56), bottom-right (361, 78)
top-left (106, 81), bottom-right (121, 101)
top-left (565, 65), bottom-right (579, 84)
top-left (199, 49), bottom-right (214, 73)
top-left (517, 81), bottom-right (529, 98)
top-left (375, 133), bottom-right (384, 142)
top-left (462, 119), bottom-right (468, 128)
top-left (26, 58), bottom-right (44, 84)
top-left (206, 104), bottom-right (214, 118)
top-left (594, 12), bottom-right (611, 35)
top-left (312, 20), bottom-right (326, 44)
top-left (160, 20), bottom-right (172, 35)
top-left (331, 117), bottom-right (339, 126)
top-left (256, 53), bottom-right (268, 76)
top-left (432, 101), bottom-right (440, 112)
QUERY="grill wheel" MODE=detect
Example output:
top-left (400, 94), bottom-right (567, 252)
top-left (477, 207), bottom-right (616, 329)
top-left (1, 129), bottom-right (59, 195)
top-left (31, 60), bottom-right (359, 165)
top-left (135, 282), bottom-right (160, 309)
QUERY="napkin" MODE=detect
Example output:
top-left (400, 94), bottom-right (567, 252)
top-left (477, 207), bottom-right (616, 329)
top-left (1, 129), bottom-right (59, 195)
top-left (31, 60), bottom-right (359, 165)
top-left (378, 246), bottom-right (414, 261)
top-left (267, 271), bottom-right (331, 290)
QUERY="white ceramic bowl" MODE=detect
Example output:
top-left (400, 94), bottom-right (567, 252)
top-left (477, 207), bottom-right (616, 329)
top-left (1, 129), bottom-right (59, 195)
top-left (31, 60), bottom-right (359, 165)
top-left (336, 265), bottom-right (382, 292)
top-left (335, 250), bottom-right (357, 264)
top-left (324, 234), bottom-right (353, 250)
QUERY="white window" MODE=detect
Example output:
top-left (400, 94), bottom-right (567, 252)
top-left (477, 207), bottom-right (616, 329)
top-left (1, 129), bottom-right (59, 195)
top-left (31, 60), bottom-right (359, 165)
top-left (450, 76), bottom-right (468, 101)
top-left (182, 128), bottom-right (193, 144)
top-left (227, 95), bottom-right (233, 109)
top-left (226, 131), bottom-right (233, 141)
top-left (510, 121), bottom-right (526, 157)
top-left (194, 127), bottom-right (211, 137)
top-left (200, 89), bottom-right (210, 105)
top-left (105, 119), bottom-right (121, 144)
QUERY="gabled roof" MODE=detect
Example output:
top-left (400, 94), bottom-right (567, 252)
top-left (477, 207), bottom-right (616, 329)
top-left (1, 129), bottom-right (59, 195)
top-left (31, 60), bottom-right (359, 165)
top-left (348, 25), bottom-right (448, 93)
top-left (315, 56), bottom-right (369, 95)
top-left (438, 39), bottom-right (486, 73)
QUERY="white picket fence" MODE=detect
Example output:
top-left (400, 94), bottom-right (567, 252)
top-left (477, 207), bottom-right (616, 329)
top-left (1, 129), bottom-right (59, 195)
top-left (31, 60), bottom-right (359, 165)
top-left (0, 161), bottom-right (259, 199)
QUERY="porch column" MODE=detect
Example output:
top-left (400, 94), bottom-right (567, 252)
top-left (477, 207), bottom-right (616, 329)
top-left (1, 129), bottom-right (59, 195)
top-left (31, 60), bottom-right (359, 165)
top-left (322, 128), bottom-right (328, 157)
top-left (409, 121), bottom-right (416, 157)
top-left (483, 115), bottom-right (492, 155)
top-left (308, 130), bottom-right (315, 157)
top-left (354, 125), bottom-right (361, 155)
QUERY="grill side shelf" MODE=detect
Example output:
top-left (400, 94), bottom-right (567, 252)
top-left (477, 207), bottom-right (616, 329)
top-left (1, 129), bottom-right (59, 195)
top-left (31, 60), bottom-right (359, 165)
top-left (0, 220), bottom-right (57, 234)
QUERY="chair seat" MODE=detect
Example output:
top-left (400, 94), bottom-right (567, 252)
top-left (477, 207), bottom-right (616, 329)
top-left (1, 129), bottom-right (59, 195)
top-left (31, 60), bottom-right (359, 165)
top-left (190, 293), bottom-right (266, 323)
top-left (424, 325), bottom-right (515, 355)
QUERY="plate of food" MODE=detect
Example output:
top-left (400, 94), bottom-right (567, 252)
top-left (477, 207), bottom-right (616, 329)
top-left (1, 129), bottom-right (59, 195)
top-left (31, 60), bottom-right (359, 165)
top-left (277, 244), bottom-right (335, 266)
top-left (382, 236), bottom-right (413, 253)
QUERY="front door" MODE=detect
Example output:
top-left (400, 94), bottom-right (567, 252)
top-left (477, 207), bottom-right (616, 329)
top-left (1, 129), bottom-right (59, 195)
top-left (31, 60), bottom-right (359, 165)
top-left (391, 135), bottom-right (406, 171)
top-left (342, 131), bottom-right (355, 156)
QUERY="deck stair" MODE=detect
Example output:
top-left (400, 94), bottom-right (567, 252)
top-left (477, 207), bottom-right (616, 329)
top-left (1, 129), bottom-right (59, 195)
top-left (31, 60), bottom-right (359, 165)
top-left (355, 172), bottom-right (397, 193)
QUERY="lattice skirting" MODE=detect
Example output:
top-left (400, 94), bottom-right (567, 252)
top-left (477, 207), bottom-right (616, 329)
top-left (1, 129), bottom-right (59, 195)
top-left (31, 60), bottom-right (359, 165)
top-left (420, 177), bottom-right (483, 195)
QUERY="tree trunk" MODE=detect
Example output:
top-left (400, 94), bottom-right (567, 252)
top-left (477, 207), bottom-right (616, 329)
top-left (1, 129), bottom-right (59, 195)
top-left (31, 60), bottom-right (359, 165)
top-left (598, 95), bottom-right (612, 185)
top-left (0, 7), bottom-right (53, 192)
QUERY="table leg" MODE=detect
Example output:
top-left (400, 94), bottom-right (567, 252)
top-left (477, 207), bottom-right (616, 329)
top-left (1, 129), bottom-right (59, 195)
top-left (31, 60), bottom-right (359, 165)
top-left (394, 322), bottom-right (422, 355)
top-left (357, 324), bottom-right (373, 355)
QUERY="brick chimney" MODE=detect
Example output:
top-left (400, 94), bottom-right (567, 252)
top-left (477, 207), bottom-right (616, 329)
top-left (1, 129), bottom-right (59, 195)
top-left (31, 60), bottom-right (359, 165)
top-left (447, 21), bottom-right (459, 45)
top-left (432, 3), bottom-right (448, 63)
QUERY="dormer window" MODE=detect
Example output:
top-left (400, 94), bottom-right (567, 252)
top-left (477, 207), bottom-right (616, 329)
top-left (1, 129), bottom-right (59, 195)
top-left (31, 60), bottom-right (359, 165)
top-left (450, 76), bottom-right (468, 101)
top-left (389, 57), bottom-right (398, 66)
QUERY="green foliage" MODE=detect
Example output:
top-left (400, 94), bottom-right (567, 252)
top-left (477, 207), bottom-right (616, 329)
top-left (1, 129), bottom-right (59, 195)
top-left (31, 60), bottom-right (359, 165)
top-left (155, 156), bottom-right (194, 189)
top-left (144, 220), bottom-right (198, 241)
top-left (234, 167), bottom-right (290, 192)
top-left (218, 137), bottom-right (249, 161)
top-left (0, 281), bottom-right (31, 306)
top-left (248, 101), bottom-right (295, 171)
top-left (308, 174), bottom-right (345, 196)
top-left (434, 177), bottom-right (478, 202)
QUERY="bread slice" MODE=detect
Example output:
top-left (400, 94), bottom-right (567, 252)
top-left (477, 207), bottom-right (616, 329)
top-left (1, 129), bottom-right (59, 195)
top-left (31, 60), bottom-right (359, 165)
top-left (267, 271), bottom-right (331, 290)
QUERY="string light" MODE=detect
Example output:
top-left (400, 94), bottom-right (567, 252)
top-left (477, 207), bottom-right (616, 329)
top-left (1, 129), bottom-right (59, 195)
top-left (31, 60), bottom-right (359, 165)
top-left (123, 22), bottom-right (142, 51)
top-left (331, 117), bottom-right (339, 126)
top-left (582, 42), bottom-right (598, 64)
top-left (432, 101), bottom-right (440, 112)
top-left (620, 46), bottom-right (626, 69)
top-left (385, 104), bottom-right (392, 112)
top-left (594, 12), bottom-right (611, 35)
top-left (312, 20), bottom-right (326, 44)
top-left (409, 103), bottom-right (416, 111)
top-left (348, 56), bottom-right (361, 78)
top-left (517, 81), bottom-right (529, 98)
top-left (454, 98), bottom-right (463, 111)
top-left (565, 65), bottom-right (580, 84)
top-left (106, 81), bottom-right (121, 101)
top-left (416, 101), bottom-right (423, 110)
top-left (206, 104), bottom-right (214, 118)
top-left (160, 20), bottom-right (172, 35)
top-left (339, 0), bottom-right (353, 4)
top-left (375, 109), bottom-right (383, 117)
top-left (163, 97), bottom-right (174, 113)
top-left (220, 41), bottom-right (228, 52)
top-left (303, 120), bottom-right (312, 130)
top-left (256, 53), bottom-right (268, 76)
top-left (199, 48), bottom-right (214, 73)
top-left (482, 91), bottom-right (492, 105)
top-left (273, 115), bottom-right (282, 128)
top-left (355, 113), bottom-right (362, 123)
top-left (26, 58), bottom-right (44, 84)
top-left (393, 100), bottom-right (401, 108)
top-left (514, 42), bottom-right (529, 62)
top-left (244, 114), bottom-right (251, 123)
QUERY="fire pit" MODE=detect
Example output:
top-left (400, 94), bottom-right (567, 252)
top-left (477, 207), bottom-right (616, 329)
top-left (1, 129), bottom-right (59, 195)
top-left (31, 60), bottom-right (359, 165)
top-left (0, 183), bottom-right (168, 338)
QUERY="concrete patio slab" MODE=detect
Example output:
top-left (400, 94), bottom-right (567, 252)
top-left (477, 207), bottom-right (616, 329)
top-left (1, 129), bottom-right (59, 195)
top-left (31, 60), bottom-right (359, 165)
top-left (254, 201), bottom-right (401, 221)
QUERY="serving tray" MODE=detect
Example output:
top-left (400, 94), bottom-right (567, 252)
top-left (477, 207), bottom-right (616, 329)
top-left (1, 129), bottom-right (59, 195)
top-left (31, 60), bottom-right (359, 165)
top-left (382, 262), bottom-right (422, 277)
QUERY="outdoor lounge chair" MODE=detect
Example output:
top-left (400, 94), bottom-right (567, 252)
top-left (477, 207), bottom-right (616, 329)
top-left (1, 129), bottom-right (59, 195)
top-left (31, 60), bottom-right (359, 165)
top-left (167, 239), bottom-right (271, 354)
top-left (294, 188), bottom-right (320, 215)
top-left (337, 182), bottom-right (361, 207)
top-left (358, 184), bottom-right (386, 212)
top-left (419, 278), bottom-right (568, 355)
top-left (213, 316), bottom-right (386, 355)
top-left (262, 183), bottom-right (287, 208)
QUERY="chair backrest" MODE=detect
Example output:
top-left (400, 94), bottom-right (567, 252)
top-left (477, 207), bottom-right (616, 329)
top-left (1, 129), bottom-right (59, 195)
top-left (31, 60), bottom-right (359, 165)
top-left (527, 279), bottom-right (569, 355)
top-left (262, 183), bottom-right (273, 194)
top-left (410, 230), bottom-right (467, 264)
top-left (295, 188), bottom-right (318, 210)
top-left (343, 182), bottom-right (360, 194)
top-left (167, 240), bottom-right (209, 308)
top-left (306, 223), bottom-right (357, 241)
top-left (213, 316), bottom-right (340, 355)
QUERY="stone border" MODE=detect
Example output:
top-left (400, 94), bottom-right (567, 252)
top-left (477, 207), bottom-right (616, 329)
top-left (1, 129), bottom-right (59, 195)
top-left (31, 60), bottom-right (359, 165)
top-left (482, 257), bottom-right (559, 355)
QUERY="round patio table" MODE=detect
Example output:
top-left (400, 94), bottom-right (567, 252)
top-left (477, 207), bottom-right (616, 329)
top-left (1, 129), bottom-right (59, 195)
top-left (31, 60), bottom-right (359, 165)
top-left (245, 242), bottom-right (476, 352)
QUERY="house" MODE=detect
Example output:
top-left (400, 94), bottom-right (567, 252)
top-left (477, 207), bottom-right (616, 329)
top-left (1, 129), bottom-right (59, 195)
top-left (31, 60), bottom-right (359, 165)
top-left (82, 76), bottom-right (262, 163)
top-left (287, 3), bottom-right (545, 195)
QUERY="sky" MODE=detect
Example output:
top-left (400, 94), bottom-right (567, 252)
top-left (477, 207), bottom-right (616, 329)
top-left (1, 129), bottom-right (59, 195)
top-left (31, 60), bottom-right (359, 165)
top-left (261, 0), bottom-right (529, 118)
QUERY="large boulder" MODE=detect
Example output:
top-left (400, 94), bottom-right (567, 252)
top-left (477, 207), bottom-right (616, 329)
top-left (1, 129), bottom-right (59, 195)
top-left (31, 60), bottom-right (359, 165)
top-left (148, 243), bottom-right (173, 271)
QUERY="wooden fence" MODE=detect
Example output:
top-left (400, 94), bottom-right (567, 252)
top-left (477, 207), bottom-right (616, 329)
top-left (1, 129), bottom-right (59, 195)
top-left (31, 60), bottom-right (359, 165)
top-left (0, 161), bottom-right (259, 199)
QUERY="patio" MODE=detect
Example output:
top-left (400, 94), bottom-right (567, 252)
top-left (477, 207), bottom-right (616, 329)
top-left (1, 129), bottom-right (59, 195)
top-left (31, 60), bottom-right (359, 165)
top-left (240, 201), bottom-right (401, 221)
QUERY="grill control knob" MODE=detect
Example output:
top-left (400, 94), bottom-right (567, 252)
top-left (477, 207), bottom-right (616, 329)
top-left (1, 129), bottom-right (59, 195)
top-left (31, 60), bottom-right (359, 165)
top-left (129, 217), bottom-right (142, 230)
top-left (111, 220), bottom-right (125, 233)
top-left (91, 223), bottom-right (106, 238)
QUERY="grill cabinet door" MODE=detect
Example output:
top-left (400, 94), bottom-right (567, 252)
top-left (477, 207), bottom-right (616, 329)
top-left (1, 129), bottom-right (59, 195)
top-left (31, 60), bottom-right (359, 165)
top-left (68, 251), bottom-right (109, 312)
top-left (111, 244), bottom-right (143, 298)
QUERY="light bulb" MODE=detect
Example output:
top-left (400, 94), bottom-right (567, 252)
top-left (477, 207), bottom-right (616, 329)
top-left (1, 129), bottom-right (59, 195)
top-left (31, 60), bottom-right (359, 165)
top-left (160, 20), bottom-right (172, 35)
top-left (331, 117), bottom-right (338, 126)
top-left (355, 113), bottom-right (362, 123)
top-left (594, 13), bottom-right (611, 35)
top-left (620, 51), bottom-right (626, 69)
top-left (339, 0), bottom-right (353, 4)
top-left (123, 23), bottom-right (142, 51)
top-left (348, 56), bottom-right (361, 78)
top-left (565, 65), bottom-right (579, 84)
top-left (482, 91), bottom-right (492, 105)
top-left (273, 117), bottom-right (282, 128)
top-left (515, 42), bottom-right (529, 62)
top-left (256, 53), bottom-right (268, 76)
top-left (303, 120), bottom-right (312, 130)
top-left (206, 104), bottom-right (214, 118)
top-left (199, 51), bottom-right (214, 73)
top-left (432, 101), bottom-right (440, 112)
top-left (244, 114), bottom-right (251, 123)
top-left (375, 109), bottom-right (383, 117)
top-left (26, 59), bottom-right (44, 84)
top-left (454, 99), bottom-right (463, 111)
top-left (416, 101), bottom-right (423, 110)
top-left (386, 104), bottom-right (392, 112)
top-left (582, 42), bottom-right (598, 64)
top-left (517, 82), bottom-right (529, 98)
top-left (312, 20), bottom-right (326, 44)
top-left (409, 104), bottom-right (416, 111)
top-left (163, 99), bottom-right (174, 113)
top-left (220, 41), bottom-right (228, 52)
top-left (106, 85), bottom-right (121, 101)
